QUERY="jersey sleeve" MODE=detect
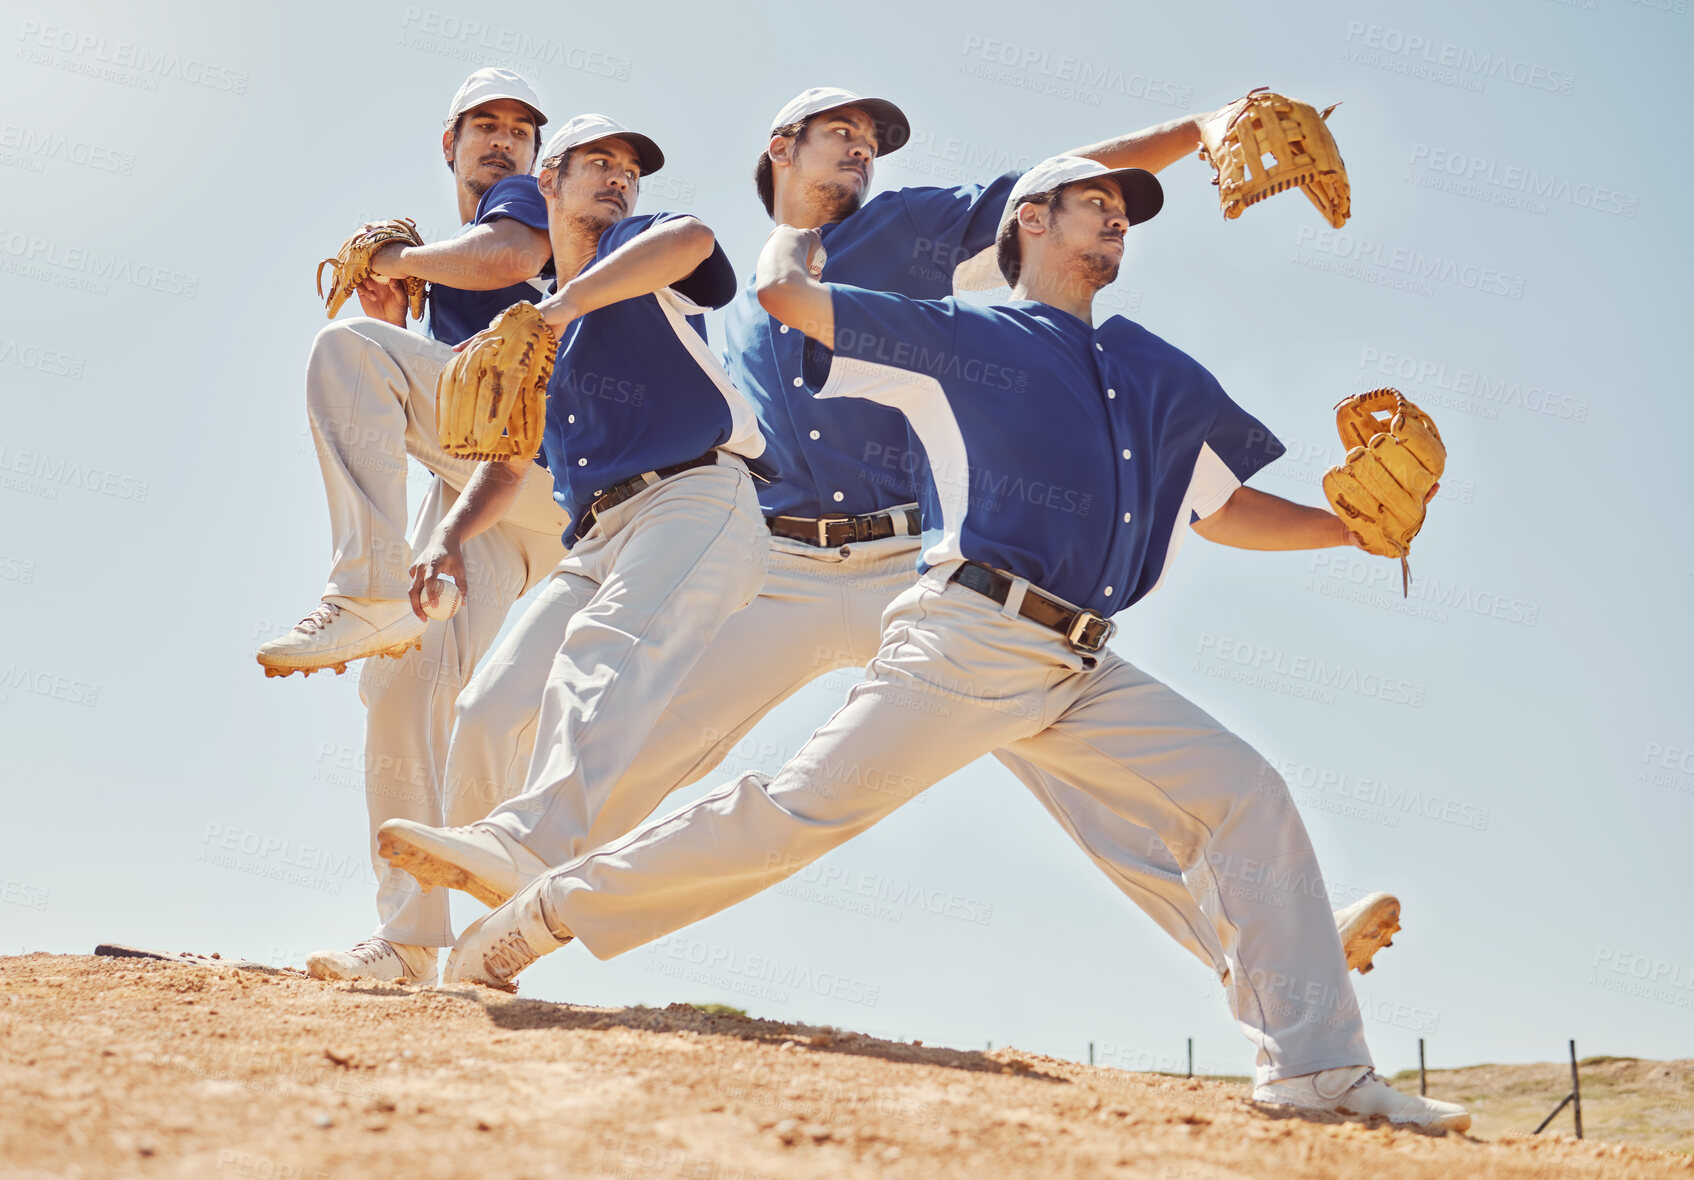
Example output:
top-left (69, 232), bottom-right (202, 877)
top-left (821, 285), bottom-right (960, 386)
top-left (595, 212), bottom-right (738, 311)
top-left (1186, 382), bottom-right (1286, 519)
top-left (898, 172), bottom-right (1022, 264)
top-left (473, 175), bottom-right (550, 232)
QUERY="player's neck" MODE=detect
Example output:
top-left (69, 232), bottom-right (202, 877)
top-left (1012, 274), bottom-right (1096, 326)
top-left (771, 189), bottom-right (846, 231)
top-left (455, 181), bottom-right (481, 225)
top-left (548, 224), bottom-right (601, 284)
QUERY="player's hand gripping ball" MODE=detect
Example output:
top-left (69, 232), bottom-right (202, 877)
top-left (421, 577), bottom-right (463, 621)
top-left (1197, 88), bottom-right (1350, 228)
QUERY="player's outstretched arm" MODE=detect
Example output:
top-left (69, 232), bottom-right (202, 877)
top-left (756, 225), bottom-right (834, 349)
top-left (372, 219), bottom-right (550, 292)
top-left (1060, 105), bottom-right (1227, 175)
top-left (534, 215), bottom-right (718, 338)
top-left (1191, 486), bottom-right (1359, 551)
top-left (406, 457), bottom-right (531, 619)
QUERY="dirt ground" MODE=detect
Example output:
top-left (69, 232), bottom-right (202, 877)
top-left (2, 953), bottom-right (1689, 1180)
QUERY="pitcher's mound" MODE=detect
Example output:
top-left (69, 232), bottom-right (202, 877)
top-left (2, 952), bottom-right (1686, 1178)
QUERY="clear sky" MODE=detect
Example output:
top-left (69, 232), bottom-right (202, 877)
top-left (2, 0), bottom-right (1690, 1079)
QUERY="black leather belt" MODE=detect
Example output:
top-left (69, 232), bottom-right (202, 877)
top-left (948, 561), bottom-right (1118, 654)
top-left (574, 452), bottom-right (720, 540)
top-left (766, 506), bottom-right (922, 549)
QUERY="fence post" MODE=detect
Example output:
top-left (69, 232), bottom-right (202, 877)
top-left (1187, 1037), bottom-right (1193, 1079)
top-left (1532, 1039), bottom-right (1583, 1138)
top-left (1570, 1040), bottom-right (1582, 1140)
top-left (1419, 1038), bottom-right (1426, 1096)
top-left (1088, 1041), bottom-right (1094, 1067)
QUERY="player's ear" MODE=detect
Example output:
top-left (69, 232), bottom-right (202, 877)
top-left (1016, 201), bottom-right (1050, 238)
top-left (441, 127), bottom-right (456, 170)
top-left (767, 133), bottom-right (797, 169)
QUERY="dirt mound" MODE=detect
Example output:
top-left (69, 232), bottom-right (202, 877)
top-left (2, 953), bottom-right (1688, 1179)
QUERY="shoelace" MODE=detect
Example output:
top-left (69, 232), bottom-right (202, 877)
top-left (346, 938), bottom-right (397, 966)
top-left (482, 932), bottom-right (537, 983)
top-left (294, 601), bottom-right (342, 634)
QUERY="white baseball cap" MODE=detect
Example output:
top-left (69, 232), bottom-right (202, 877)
top-left (541, 114), bottom-right (665, 176)
top-left (768, 87), bottom-right (910, 156)
top-left (953, 155), bottom-right (1164, 291)
top-left (444, 68), bottom-right (547, 127)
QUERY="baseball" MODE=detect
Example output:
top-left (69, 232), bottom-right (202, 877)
top-left (422, 577), bottom-right (462, 621)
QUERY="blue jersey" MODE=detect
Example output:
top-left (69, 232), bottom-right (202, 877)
top-left (537, 212), bottom-right (764, 527)
top-left (818, 287), bottom-right (1284, 615)
top-left (724, 174), bottom-right (1020, 518)
top-left (427, 175), bottom-right (553, 347)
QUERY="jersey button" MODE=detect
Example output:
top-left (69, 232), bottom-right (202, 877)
top-left (809, 430), bottom-right (821, 440)
top-left (1121, 449), bottom-right (1132, 460)
top-left (567, 414), bottom-right (576, 423)
top-left (833, 491), bottom-right (845, 502)
top-left (1104, 586), bottom-right (1114, 597)
top-left (1122, 512), bottom-right (1132, 523)
top-left (1107, 388), bottom-right (1117, 399)
top-left (577, 458), bottom-right (587, 466)
top-left (779, 324), bottom-right (790, 334)
top-left (792, 376), bottom-right (804, 387)
top-left (1095, 342), bottom-right (1103, 352)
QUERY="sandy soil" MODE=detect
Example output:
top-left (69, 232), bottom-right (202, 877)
top-left (2, 953), bottom-right (1689, 1179)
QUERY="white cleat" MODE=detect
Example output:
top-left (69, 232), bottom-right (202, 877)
top-left (443, 875), bottom-right (569, 993)
top-left (306, 937), bottom-right (439, 986)
top-left (257, 597), bottom-right (427, 677)
top-left (1335, 891), bottom-right (1401, 974)
top-left (1255, 1066), bottom-right (1470, 1132)
top-left (377, 820), bottom-right (550, 909)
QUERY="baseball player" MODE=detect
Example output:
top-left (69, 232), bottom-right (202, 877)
top-left (376, 114), bottom-right (770, 911)
top-left (437, 157), bottom-right (1469, 1132)
top-left (258, 69), bottom-right (571, 984)
top-left (381, 88), bottom-right (1401, 978)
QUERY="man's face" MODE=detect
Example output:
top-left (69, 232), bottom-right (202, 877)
top-left (446, 99), bottom-right (540, 197)
top-left (540, 136), bottom-right (642, 239)
top-left (1035, 180), bottom-right (1129, 290)
top-left (776, 106), bottom-right (879, 219)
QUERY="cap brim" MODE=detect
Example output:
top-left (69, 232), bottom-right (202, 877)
top-left (582, 131), bottom-right (665, 176)
top-left (1101, 167), bottom-right (1163, 226)
top-left (811, 97), bottom-right (911, 157)
top-left (452, 94), bottom-right (548, 128)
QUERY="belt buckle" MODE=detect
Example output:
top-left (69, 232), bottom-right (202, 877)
top-left (816, 518), bottom-right (833, 548)
top-left (1066, 610), bottom-right (1116, 654)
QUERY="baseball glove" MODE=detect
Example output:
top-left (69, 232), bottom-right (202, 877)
top-left (436, 302), bottom-right (556, 463)
top-left (317, 218), bottom-right (428, 321)
top-left (1323, 389), bottom-right (1445, 595)
top-left (1197, 88), bottom-right (1350, 228)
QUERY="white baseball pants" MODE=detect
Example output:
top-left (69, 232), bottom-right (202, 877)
top-left (541, 566), bottom-right (1373, 1085)
top-left (449, 532), bottom-right (1229, 972)
top-left (476, 459), bottom-right (770, 857)
top-left (303, 317), bottom-right (568, 947)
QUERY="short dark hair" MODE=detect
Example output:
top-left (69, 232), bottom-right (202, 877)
top-left (994, 189), bottom-right (1062, 286)
top-left (446, 104), bottom-right (545, 175)
top-left (754, 118), bottom-right (810, 219)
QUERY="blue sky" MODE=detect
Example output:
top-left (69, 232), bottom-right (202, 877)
top-left (2, 0), bottom-right (1690, 1077)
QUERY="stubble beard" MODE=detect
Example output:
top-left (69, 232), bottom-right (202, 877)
top-left (806, 176), bottom-right (863, 223)
top-left (1053, 223), bottom-right (1121, 293)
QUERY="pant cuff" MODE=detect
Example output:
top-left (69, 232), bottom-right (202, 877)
top-left (1254, 1051), bottom-right (1374, 1088)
